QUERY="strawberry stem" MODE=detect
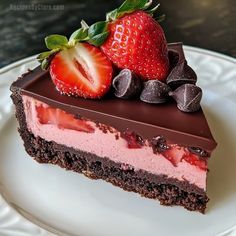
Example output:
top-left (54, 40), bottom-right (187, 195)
top-left (81, 20), bottom-right (89, 30)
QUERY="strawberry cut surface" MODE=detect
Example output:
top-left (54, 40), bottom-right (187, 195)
top-left (36, 104), bottom-right (95, 133)
top-left (50, 43), bottom-right (113, 99)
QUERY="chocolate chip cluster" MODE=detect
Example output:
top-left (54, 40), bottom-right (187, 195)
top-left (112, 49), bottom-right (202, 113)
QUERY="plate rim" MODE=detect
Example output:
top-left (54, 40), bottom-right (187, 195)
top-left (0, 46), bottom-right (236, 236)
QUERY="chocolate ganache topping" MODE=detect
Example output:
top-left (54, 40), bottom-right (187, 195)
top-left (10, 63), bottom-right (217, 151)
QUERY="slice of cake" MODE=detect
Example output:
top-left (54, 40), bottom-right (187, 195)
top-left (10, 0), bottom-right (217, 213)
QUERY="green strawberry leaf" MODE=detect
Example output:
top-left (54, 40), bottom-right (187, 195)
top-left (106, 0), bottom-right (162, 21)
top-left (142, 0), bottom-right (154, 10)
top-left (88, 31), bottom-right (110, 47)
top-left (88, 21), bottom-right (108, 38)
top-left (37, 48), bottom-right (60, 70)
top-left (118, 0), bottom-right (148, 14)
top-left (146, 3), bottom-right (160, 15)
top-left (45, 34), bottom-right (68, 50)
top-left (37, 51), bottom-right (53, 62)
top-left (81, 20), bottom-right (89, 30)
top-left (41, 58), bottom-right (50, 70)
top-left (69, 28), bottom-right (89, 42)
top-left (106, 9), bottom-right (118, 21)
top-left (116, 0), bottom-right (151, 19)
top-left (37, 48), bottom-right (60, 61)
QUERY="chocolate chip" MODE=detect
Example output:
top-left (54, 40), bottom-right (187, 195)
top-left (188, 147), bottom-right (210, 158)
top-left (166, 61), bottom-right (197, 89)
top-left (168, 42), bottom-right (185, 67)
top-left (169, 84), bottom-right (202, 112)
top-left (112, 69), bottom-right (142, 99)
top-left (140, 80), bottom-right (171, 104)
top-left (168, 49), bottom-right (180, 69)
top-left (150, 136), bottom-right (169, 153)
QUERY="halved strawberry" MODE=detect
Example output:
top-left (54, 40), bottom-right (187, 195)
top-left (49, 43), bottom-right (113, 98)
top-left (36, 104), bottom-right (95, 133)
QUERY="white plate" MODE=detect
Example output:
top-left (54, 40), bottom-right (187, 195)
top-left (0, 47), bottom-right (236, 236)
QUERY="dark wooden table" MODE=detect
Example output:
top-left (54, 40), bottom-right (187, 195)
top-left (0, 0), bottom-right (235, 68)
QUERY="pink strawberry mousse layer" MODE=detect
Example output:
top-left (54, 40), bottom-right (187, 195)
top-left (22, 95), bottom-right (207, 190)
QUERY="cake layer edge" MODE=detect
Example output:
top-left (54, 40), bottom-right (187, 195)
top-left (11, 91), bottom-right (208, 213)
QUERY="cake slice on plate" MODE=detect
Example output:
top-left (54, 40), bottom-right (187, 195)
top-left (10, 0), bottom-right (217, 213)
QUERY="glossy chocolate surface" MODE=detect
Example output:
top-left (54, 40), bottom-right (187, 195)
top-left (11, 43), bottom-right (217, 152)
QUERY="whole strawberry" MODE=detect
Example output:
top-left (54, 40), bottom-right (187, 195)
top-left (101, 10), bottom-right (169, 81)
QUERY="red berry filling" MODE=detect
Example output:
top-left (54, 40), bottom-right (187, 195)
top-left (150, 136), bottom-right (207, 170)
top-left (162, 146), bottom-right (183, 167)
top-left (36, 102), bottom-right (207, 170)
top-left (162, 146), bottom-right (207, 170)
top-left (36, 105), bottom-right (94, 133)
top-left (182, 151), bottom-right (207, 171)
top-left (150, 136), bottom-right (170, 153)
top-left (122, 131), bottom-right (144, 149)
